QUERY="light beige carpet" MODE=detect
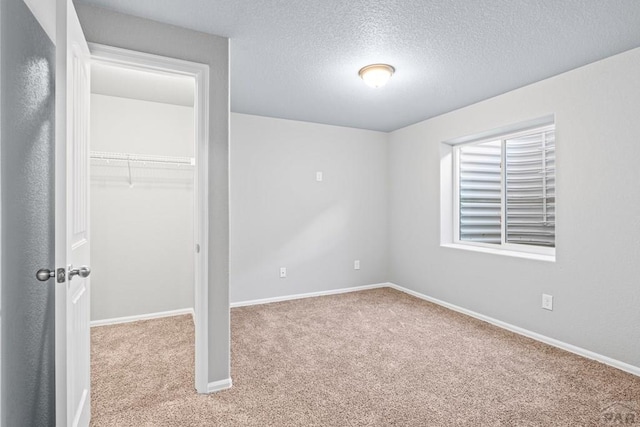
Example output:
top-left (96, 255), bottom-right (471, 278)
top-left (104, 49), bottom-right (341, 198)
top-left (90, 288), bottom-right (640, 426)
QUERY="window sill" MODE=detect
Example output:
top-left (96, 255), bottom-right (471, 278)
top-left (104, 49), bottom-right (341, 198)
top-left (441, 243), bottom-right (556, 262)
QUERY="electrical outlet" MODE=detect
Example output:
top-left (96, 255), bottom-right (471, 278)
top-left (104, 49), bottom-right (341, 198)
top-left (316, 171), bottom-right (323, 182)
top-left (542, 294), bottom-right (553, 311)
top-left (354, 260), bottom-right (360, 270)
top-left (280, 267), bottom-right (287, 278)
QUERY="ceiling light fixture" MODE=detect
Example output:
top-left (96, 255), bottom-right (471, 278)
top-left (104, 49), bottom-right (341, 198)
top-left (358, 64), bottom-right (395, 88)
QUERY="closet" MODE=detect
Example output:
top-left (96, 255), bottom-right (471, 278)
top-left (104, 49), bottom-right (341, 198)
top-left (89, 62), bottom-right (196, 324)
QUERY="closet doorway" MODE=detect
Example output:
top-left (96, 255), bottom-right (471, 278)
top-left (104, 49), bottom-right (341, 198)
top-left (88, 45), bottom-right (210, 393)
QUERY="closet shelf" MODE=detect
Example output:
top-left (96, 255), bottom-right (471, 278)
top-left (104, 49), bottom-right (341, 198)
top-left (90, 151), bottom-right (195, 166)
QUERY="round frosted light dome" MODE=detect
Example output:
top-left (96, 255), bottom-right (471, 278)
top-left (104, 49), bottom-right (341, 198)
top-left (358, 64), bottom-right (395, 88)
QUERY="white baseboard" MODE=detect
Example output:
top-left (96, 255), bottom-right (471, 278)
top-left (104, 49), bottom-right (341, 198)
top-left (230, 283), bottom-right (389, 308)
top-left (90, 308), bottom-right (195, 327)
top-left (207, 377), bottom-right (232, 393)
top-left (387, 282), bottom-right (640, 377)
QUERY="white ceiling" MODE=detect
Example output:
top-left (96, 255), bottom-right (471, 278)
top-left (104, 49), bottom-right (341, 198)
top-left (79, 0), bottom-right (640, 132)
top-left (91, 62), bottom-right (194, 106)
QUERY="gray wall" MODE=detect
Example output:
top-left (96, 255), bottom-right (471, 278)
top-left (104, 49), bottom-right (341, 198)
top-left (388, 47), bottom-right (640, 368)
top-left (90, 94), bottom-right (195, 321)
top-left (1, 0), bottom-right (56, 424)
top-left (230, 113), bottom-right (388, 303)
top-left (75, 3), bottom-right (230, 383)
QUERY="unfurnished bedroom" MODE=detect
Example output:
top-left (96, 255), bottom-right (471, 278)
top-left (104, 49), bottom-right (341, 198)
top-left (1, 1), bottom-right (640, 426)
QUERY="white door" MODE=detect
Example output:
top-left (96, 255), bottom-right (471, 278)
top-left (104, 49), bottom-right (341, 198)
top-left (55, 0), bottom-right (92, 426)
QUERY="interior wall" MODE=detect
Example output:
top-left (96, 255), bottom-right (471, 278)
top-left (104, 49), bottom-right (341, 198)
top-left (1, 0), bottom-right (56, 424)
top-left (230, 113), bottom-right (388, 303)
top-left (76, 3), bottom-right (231, 384)
top-left (90, 94), bottom-right (194, 321)
top-left (388, 47), bottom-right (640, 369)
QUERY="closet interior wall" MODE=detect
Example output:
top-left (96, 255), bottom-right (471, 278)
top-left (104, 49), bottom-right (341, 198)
top-left (89, 91), bottom-right (195, 322)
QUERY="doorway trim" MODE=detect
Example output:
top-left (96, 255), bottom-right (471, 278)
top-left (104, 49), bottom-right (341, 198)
top-left (89, 43), bottom-right (210, 393)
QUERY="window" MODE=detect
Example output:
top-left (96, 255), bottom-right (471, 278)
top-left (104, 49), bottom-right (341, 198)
top-left (453, 124), bottom-right (555, 256)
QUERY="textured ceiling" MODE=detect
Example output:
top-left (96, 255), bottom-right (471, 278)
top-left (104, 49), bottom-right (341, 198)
top-left (77, 0), bottom-right (640, 132)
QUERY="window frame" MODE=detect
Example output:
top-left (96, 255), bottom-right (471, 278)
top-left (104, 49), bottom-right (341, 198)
top-left (452, 124), bottom-right (556, 257)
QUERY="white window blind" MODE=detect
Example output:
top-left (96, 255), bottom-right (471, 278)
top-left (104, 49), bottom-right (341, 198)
top-left (456, 126), bottom-right (555, 250)
top-left (505, 130), bottom-right (555, 247)
top-left (458, 140), bottom-right (502, 244)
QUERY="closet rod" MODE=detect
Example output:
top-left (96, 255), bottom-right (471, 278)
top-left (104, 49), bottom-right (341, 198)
top-left (89, 151), bottom-right (195, 166)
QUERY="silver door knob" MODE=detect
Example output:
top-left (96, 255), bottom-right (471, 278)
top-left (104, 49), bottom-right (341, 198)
top-left (69, 265), bottom-right (91, 279)
top-left (36, 269), bottom-right (55, 281)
